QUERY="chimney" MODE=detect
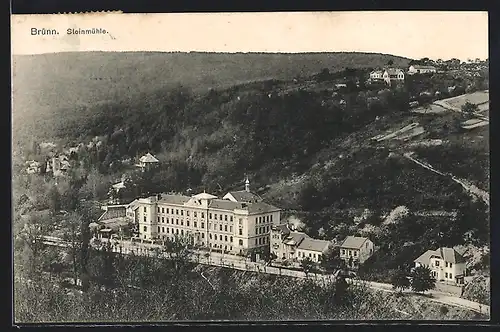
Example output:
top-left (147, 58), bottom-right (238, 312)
top-left (245, 177), bottom-right (250, 192)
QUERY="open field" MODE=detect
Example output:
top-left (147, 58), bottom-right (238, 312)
top-left (439, 91), bottom-right (489, 110)
top-left (412, 104), bottom-right (450, 114)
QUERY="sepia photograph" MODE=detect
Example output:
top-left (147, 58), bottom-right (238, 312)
top-left (11, 11), bottom-right (490, 323)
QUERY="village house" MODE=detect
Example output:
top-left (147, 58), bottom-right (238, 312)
top-left (413, 247), bottom-right (466, 285)
top-left (136, 152), bottom-right (159, 172)
top-left (369, 68), bottom-right (405, 85)
top-left (123, 178), bottom-right (281, 255)
top-left (382, 68), bottom-right (405, 85)
top-left (339, 236), bottom-right (375, 269)
top-left (369, 70), bottom-right (384, 81)
top-left (90, 205), bottom-right (130, 239)
top-left (269, 223), bottom-right (330, 264)
top-left (408, 65), bottom-right (437, 75)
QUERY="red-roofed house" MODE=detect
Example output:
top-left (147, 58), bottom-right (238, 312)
top-left (414, 247), bottom-right (466, 285)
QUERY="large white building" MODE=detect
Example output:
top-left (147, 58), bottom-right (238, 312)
top-left (125, 180), bottom-right (281, 255)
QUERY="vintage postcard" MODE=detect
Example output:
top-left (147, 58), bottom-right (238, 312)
top-left (11, 12), bottom-right (490, 323)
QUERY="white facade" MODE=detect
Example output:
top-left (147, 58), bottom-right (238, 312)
top-left (408, 65), bottom-right (437, 75)
top-left (269, 225), bottom-right (330, 264)
top-left (369, 70), bottom-right (383, 80)
top-left (127, 191), bottom-right (281, 255)
top-left (339, 236), bottom-right (375, 269)
top-left (414, 248), bottom-right (466, 285)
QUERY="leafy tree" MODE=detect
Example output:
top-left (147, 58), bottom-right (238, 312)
top-left (387, 59), bottom-right (394, 66)
top-left (410, 265), bottom-right (436, 293)
top-left (461, 101), bottom-right (479, 115)
top-left (300, 257), bottom-right (315, 278)
top-left (320, 245), bottom-right (342, 272)
top-left (163, 235), bottom-right (193, 273)
top-left (334, 275), bottom-right (349, 304)
top-left (80, 167), bottom-right (110, 201)
top-left (48, 185), bottom-right (61, 215)
top-left (462, 275), bottom-right (490, 305)
top-left (390, 269), bottom-right (410, 292)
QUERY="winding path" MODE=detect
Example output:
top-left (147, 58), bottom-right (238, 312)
top-left (403, 152), bottom-right (489, 206)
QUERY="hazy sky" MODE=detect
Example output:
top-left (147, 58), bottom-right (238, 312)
top-left (12, 11), bottom-right (488, 60)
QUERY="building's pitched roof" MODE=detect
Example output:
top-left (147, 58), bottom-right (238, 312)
top-left (127, 199), bottom-right (140, 210)
top-left (340, 236), bottom-right (370, 249)
top-left (297, 238), bottom-right (331, 253)
top-left (225, 190), bottom-right (262, 203)
top-left (414, 247), bottom-right (466, 265)
top-left (99, 217), bottom-right (129, 231)
top-left (247, 201), bottom-right (281, 214)
top-left (283, 232), bottom-right (309, 247)
top-left (414, 249), bottom-right (438, 265)
top-left (438, 247), bottom-right (466, 264)
top-left (134, 192), bottom-right (279, 213)
top-left (411, 65), bottom-right (436, 70)
top-left (139, 153), bottom-right (159, 163)
top-left (158, 194), bottom-right (192, 205)
top-left (208, 199), bottom-right (243, 211)
top-left (385, 68), bottom-right (404, 75)
top-left (192, 192), bottom-right (218, 200)
top-left (272, 223), bottom-right (291, 235)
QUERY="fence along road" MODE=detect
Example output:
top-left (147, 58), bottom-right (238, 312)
top-left (39, 236), bottom-right (490, 315)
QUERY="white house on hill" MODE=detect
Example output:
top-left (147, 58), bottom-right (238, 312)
top-left (369, 68), bottom-right (405, 85)
top-left (408, 65), bottom-right (437, 75)
top-left (414, 247), bottom-right (466, 285)
top-left (339, 236), bottom-right (375, 269)
top-left (136, 152), bottom-right (159, 171)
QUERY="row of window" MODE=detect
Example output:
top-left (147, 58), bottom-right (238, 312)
top-left (255, 215), bottom-right (273, 224)
top-left (152, 226), bottom-right (246, 246)
top-left (434, 260), bottom-right (453, 268)
top-left (342, 249), bottom-right (358, 257)
top-left (445, 272), bottom-right (453, 279)
top-left (297, 251), bottom-right (322, 260)
top-left (146, 206), bottom-right (274, 226)
top-left (255, 237), bottom-right (268, 246)
top-left (153, 206), bottom-right (240, 223)
top-left (256, 226), bottom-right (270, 235)
top-left (153, 216), bottom-right (244, 234)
